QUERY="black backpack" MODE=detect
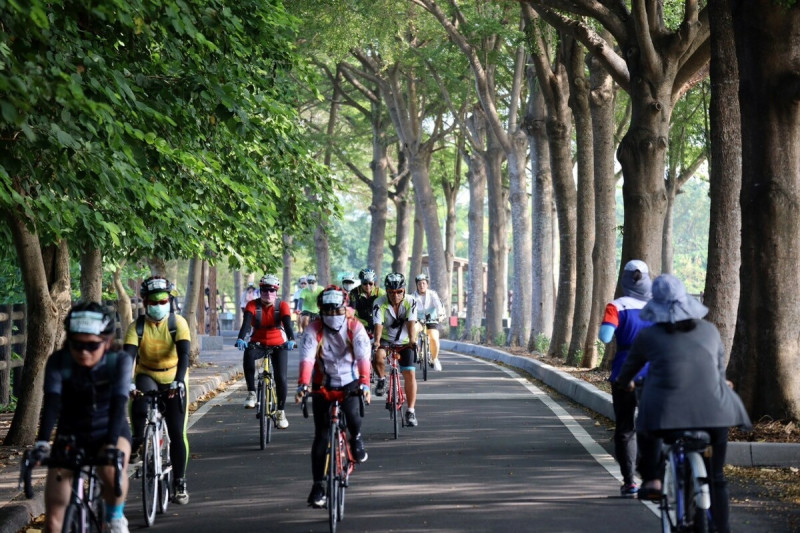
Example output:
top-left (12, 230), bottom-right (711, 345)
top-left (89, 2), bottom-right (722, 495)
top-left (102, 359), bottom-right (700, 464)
top-left (253, 299), bottom-right (282, 330)
top-left (135, 313), bottom-right (178, 345)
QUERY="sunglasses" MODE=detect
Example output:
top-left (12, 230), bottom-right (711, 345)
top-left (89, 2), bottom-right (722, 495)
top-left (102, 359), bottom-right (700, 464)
top-left (388, 289), bottom-right (404, 295)
top-left (70, 339), bottom-right (104, 352)
top-left (363, 282), bottom-right (374, 286)
top-left (263, 287), bottom-right (278, 293)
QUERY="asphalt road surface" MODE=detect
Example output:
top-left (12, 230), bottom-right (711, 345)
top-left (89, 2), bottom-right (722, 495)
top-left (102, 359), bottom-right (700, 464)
top-left (123, 350), bottom-right (669, 532)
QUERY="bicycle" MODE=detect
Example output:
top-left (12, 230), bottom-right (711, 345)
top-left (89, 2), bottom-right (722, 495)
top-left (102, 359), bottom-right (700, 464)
top-left (302, 387), bottom-right (365, 533)
top-left (416, 316), bottom-right (433, 381)
top-left (133, 388), bottom-right (174, 527)
top-left (383, 344), bottom-right (410, 439)
top-left (659, 430), bottom-right (712, 533)
top-left (19, 436), bottom-right (123, 533)
top-left (251, 342), bottom-right (279, 449)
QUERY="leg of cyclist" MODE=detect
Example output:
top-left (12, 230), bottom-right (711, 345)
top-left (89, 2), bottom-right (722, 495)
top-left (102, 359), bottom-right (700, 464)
top-left (341, 382), bottom-right (367, 463)
top-left (308, 391), bottom-right (332, 508)
top-left (271, 347), bottom-right (290, 428)
top-left (164, 384), bottom-right (190, 505)
top-left (242, 345), bottom-right (259, 408)
top-left (43, 461), bottom-right (73, 533)
top-left (707, 427), bottom-right (731, 533)
top-left (400, 347), bottom-right (418, 427)
top-left (428, 325), bottom-right (442, 370)
top-left (131, 374), bottom-right (159, 457)
top-left (373, 347), bottom-right (387, 396)
top-left (98, 434), bottom-right (132, 531)
top-left (636, 429), bottom-right (664, 499)
top-left (611, 382), bottom-right (639, 496)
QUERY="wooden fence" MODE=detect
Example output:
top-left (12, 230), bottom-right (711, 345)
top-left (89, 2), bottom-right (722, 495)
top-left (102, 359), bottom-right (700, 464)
top-left (0, 303), bottom-right (27, 405)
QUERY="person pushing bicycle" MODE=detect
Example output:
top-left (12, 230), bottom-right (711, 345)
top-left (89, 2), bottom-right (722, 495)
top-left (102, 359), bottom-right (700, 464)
top-left (372, 272), bottom-right (419, 427)
top-left (125, 276), bottom-right (191, 506)
top-left (33, 302), bottom-right (133, 533)
top-left (236, 274), bottom-right (296, 429)
top-left (295, 285), bottom-right (371, 509)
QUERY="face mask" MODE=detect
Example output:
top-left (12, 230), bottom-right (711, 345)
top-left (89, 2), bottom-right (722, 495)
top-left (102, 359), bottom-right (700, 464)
top-left (322, 314), bottom-right (346, 331)
top-left (146, 302), bottom-right (170, 321)
top-left (262, 290), bottom-right (277, 304)
top-left (343, 282), bottom-right (354, 292)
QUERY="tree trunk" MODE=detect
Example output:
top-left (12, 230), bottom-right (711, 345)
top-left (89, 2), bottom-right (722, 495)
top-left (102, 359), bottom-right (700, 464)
top-left (233, 270), bottom-right (243, 330)
top-left (391, 156), bottom-right (413, 276)
top-left (147, 257), bottom-right (167, 277)
top-left (662, 173), bottom-right (677, 274)
top-left (113, 267), bottom-right (133, 335)
top-left (407, 202), bottom-right (423, 280)
top-left (507, 130), bottom-right (532, 347)
top-left (465, 110), bottom-right (488, 342)
top-left (282, 235), bottom-right (293, 302)
top-left (79, 248), bottom-right (103, 303)
top-left (583, 46), bottom-right (617, 368)
top-left (207, 265), bottom-right (218, 336)
top-left (442, 137), bottom-right (462, 309)
top-left (565, 38), bottom-right (595, 366)
top-left (3, 207), bottom-right (70, 444)
top-left (485, 131), bottom-right (508, 345)
top-left (368, 102), bottom-right (390, 280)
top-left (313, 225), bottom-right (332, 287)
top-left (704, 0), bottom-right (741, 358)
top-left (730, 1), bottom-right (800, 420)
top-left (525, 75), bottom-right (555, 347)
top-left (183, 257), bottom-right (202, 365)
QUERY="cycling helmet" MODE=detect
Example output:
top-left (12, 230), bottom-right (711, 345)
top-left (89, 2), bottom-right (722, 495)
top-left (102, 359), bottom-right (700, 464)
top-left (259, 274), bottom-right (280, 289)
top-left (299, 277), bottom-right (307, 284)
top-left (384, 272), bottom-right (405, 291)
top-left (415, 273), bottom-right (428, 282)
top-left (358, 268), bottom-right (377, 283)
top-left (140, 276), bottom-right (170, 301)
top-left (341, 272), bottom-right (356, 283)
top-left (306, 274), bottom-right (317, 284)
top-left (65, 301), bottom-right (115, 336)
top-left (317, 285), bottom-right (349, 311)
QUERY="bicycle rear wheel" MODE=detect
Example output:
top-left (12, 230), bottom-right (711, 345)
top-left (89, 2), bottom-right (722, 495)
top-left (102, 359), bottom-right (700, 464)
top-left (684, 459), bottom-right (709, 533)
top-left (258, 379), bottom-right (267, 449)
top-left (142, 425), bottom-right (159, 526)
top-left (661, 452), bottom-right (677, 532)
top-left (158, 424), bottom-right (172, 514)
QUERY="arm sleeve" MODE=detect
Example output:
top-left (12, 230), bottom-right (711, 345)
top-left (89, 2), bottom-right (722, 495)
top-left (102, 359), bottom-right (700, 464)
top-left (598, 324), bottom-right (616, 344)
top-left (435, 292), bottom-right (445, 318)
top-left (106, 352), bottom-right (134, 444)
top-left (175, 339), bottom-right (190, 383)
top-left (37, 393), bottom-right (61, 442)
top-left (298, 324), bottom-right (318, 385)
top-left (353, 323), bottom-right (371, 386)
top-left (280, 301), bottom-right (295, 340)
top-left (237, 311), bottom-right (253, 341)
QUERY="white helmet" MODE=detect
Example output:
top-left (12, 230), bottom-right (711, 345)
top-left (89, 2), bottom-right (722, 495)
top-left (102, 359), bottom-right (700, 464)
top-left (259, 274), bottom-right (280, 288)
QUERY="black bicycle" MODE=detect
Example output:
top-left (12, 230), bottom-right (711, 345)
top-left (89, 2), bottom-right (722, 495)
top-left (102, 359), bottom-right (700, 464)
top-left (20, 436), bottom-right (123, 533)
top-left (251, 342), bottom-right (279, 449)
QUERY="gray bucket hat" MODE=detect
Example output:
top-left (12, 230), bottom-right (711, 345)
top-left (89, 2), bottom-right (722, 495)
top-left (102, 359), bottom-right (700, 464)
top-left (640, 274), bottom-right (708, 323)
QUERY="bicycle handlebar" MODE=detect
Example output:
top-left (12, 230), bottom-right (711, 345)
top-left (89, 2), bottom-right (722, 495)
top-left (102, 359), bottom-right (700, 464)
top-left (19, 443), bottom-right (124, 499)
top-left (300, 388), bottom-right (366, 419)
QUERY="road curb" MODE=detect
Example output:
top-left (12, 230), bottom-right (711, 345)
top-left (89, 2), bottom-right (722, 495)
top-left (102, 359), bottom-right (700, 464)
top-left (441, 339), bottom-right (800, 468)
top-left (0, 496), bottom-right (44, 533)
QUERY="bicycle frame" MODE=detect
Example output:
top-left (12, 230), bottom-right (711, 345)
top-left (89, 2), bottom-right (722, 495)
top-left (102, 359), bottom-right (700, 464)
top-left (252, 343), bottom-right (278, 448)
top-left (660, 431), bottom-right (711, 533)
top-left (383, 345), bottom-right (408, 439)
top-left (137, 389), bottom-right (173, 526)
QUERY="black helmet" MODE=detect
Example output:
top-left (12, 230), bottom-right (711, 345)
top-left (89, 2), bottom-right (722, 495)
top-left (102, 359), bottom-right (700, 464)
top-left (358, 268), bottom-right (376, 283)
top-left (64, 301), bottom-right (115, 337)
top-left (140, 276), bottom-right (170, 299)
top-left (317, 285), bottom-right (349, 311)
top-left (384, 272), bottom-right (405, 291)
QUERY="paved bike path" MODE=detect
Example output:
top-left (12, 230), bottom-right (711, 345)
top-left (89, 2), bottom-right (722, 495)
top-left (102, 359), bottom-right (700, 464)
top-left (125, 349), bottom-right (658, 532)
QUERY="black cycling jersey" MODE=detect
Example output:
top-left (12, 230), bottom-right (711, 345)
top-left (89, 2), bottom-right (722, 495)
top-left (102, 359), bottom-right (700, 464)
top-left (38, 348), bottom-right (133, 445)
top-left (349, 287), bottom-right (384, 332)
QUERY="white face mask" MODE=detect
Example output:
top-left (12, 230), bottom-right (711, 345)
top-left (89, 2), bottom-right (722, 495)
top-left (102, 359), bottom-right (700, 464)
top-left (343, 282), bottom-right (355, 292)
top-left (322, 314), bottom-right (346, 331)
top-left (146, 302), bottom-right (170, 321)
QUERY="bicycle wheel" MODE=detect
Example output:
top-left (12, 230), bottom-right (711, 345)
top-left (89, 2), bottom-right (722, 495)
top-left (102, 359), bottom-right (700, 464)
top-left (337, 432), bottom-right (348, 521)
top-left (62, 500), bottom-right (84, 533)
top-left (327, 425), bottom-right (339, 532)
top-left (158, 423), bottom-right (172, 514)
top-left (266, 377), bottom-right (276, 444)
top-left (420, 337), bottom-right (428, 382)
top-left (661, 453), bottom-right (676, 533)
top-left (258, 378), bottom-right (267, 449)
top-left (89, 474), bottom-right (106, 532)
top-left (684, 459), bottom-right (709, 533)
top-left (392, 371), bottom-right (400, 439)
top-left (141, 425), bottom-right (159, 526)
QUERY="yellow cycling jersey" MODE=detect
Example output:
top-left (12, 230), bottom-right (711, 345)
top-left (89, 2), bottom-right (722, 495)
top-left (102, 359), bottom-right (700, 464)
top-left (124, 314), bottom-right (191, 384)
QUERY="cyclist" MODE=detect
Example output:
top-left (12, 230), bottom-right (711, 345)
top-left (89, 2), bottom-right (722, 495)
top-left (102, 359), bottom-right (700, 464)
top-left (598, 259), bottom-right (652, 498)
top-left (372, 272), bottom-right (419, 427)
top-left (239, 281), bottom-right (260, 314)
top-left (411, 272), bottom-right (446, 371)
top-left (126, 276), bottom-right (191, 506)
top-left (298, 274), bottom-right (323, 333)
top-left (348, 268), bottom-right (384, 336)
top-left (616, 274), bottom-right (751, 533)
top-left (292, 277), bottom-right (307, 332)
top-left (235, 274), bottom-right (296, 430)
top-left (295, 285), bottom-right (371, 508)
top-left (341, 272), bottom-right (357, 293)
top-left (33, 302), bottom-right (133, 533)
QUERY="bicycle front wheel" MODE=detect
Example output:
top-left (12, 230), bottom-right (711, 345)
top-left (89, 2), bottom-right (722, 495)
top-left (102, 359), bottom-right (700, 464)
top-left (337, 431), bottom-right (349, 521)
top-left (266, 377), bottom-right (276, 443)
top-left (142, 425), bottom-right (159, 526)
top-left (158, 423), bottom-right (172, 514)
top-left (258, 379), bottom-right (268, 449)
top-left (392, 371), bottom-right (400, 439)
top-left (327, 425), bottom-right (339, 532)
top-left (421, 338), bottom-right (429, 381)
top-left (62, 499), bottom-right (84, 533)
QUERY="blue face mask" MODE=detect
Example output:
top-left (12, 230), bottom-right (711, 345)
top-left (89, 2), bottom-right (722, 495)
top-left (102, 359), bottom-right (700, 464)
top-left (146, 302), bottom-right (170, 321)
